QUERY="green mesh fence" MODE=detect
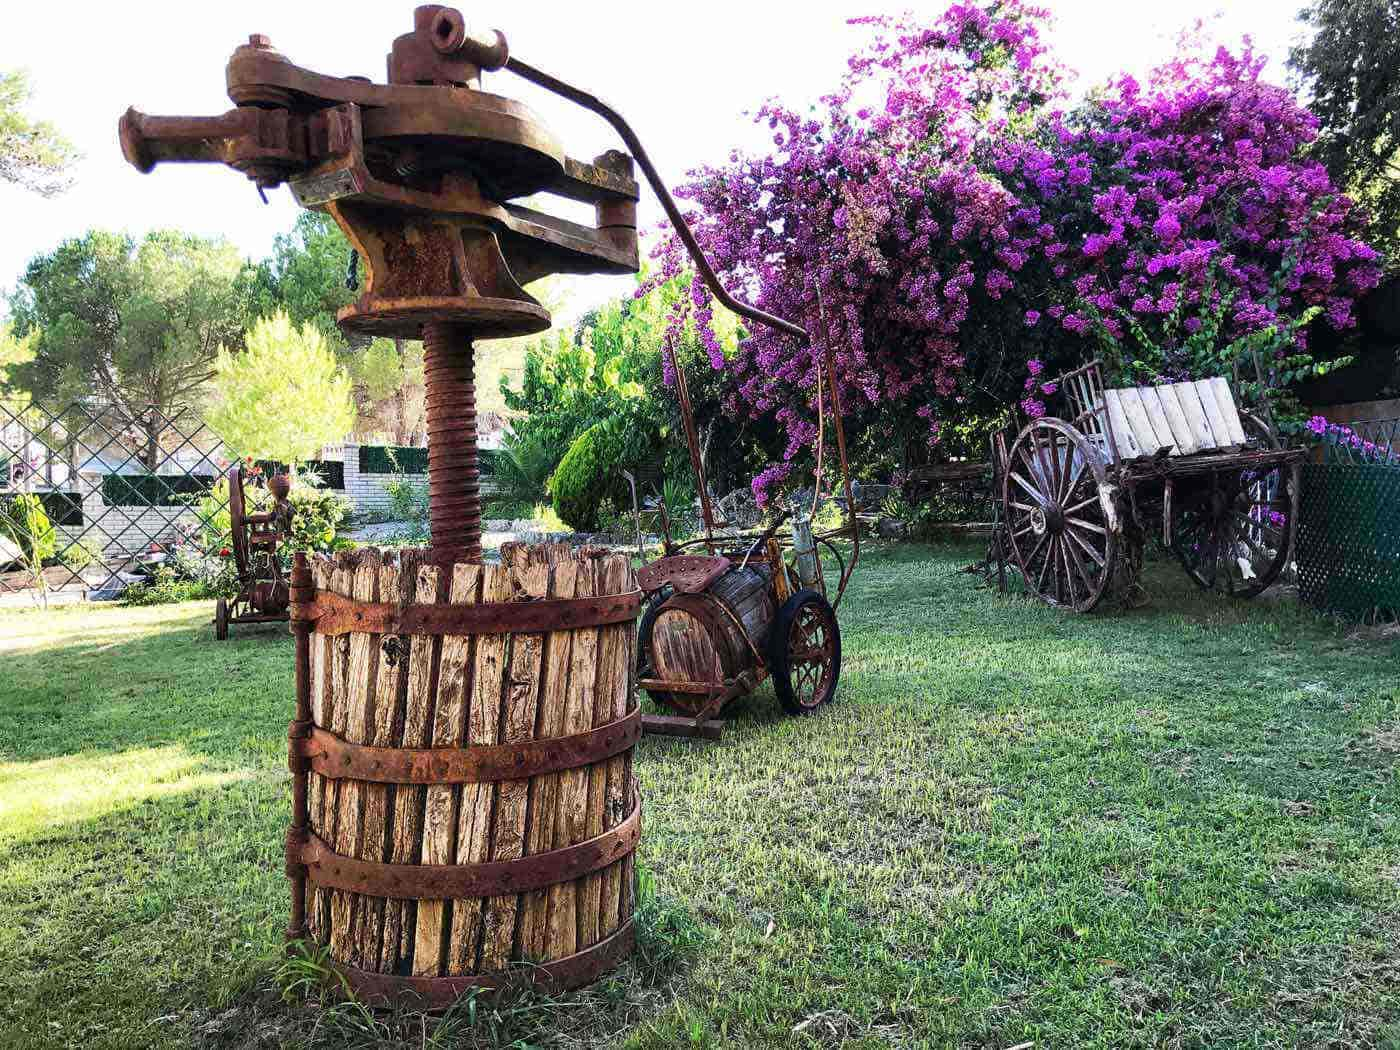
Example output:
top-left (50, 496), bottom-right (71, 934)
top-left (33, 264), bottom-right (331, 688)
top-left (1296, 461), bottom-right (1400, 623)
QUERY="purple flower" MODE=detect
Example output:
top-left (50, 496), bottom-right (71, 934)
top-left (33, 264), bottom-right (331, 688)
top-left (1025, 309), bottom-right (1041, 326)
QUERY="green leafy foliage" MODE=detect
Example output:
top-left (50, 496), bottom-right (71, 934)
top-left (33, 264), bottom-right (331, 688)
top-left (7, 230), bottom-right (258, 468)
top-left (493, 429), bottom-right (555, 505)
top-left (0, 492), bottom-right (55, 561)
top-left (1291, 0), bottom-right (1400, 264)
top-left (205, 313), bottom-right (356, 465)
top-left (548, 417), bottom-right (634, 531)
top-left (0, 69), bottom-right (77, 197)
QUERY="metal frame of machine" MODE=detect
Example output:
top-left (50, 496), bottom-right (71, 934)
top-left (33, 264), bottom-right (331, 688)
top-left (216, 465), bottom-right (293, 639)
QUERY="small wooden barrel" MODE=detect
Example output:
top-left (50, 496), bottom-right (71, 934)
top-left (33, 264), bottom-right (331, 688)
top-left (647, 564), bottom-right (774, 712)
top-left (286, 543), bottom-right (641, 1007)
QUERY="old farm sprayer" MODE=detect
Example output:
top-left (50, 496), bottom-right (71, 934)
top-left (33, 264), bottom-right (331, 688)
top-left (216, 464), bottom-right (294, 639)
top-left (118, 5), bottom-right (856, 999)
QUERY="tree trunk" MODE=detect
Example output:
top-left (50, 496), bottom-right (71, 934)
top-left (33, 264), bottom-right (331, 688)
top-left (143, 416), bottom-right (161, 471)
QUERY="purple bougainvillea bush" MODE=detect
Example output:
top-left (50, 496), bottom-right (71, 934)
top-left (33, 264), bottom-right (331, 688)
top-left (643, 1), bottom-right (1382, 505)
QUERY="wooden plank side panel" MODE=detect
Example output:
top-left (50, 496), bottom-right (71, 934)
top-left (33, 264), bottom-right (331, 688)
top-left (1172, 382), bottom-right (1218, 451)
top-left (480, 552), bottom-right (551, 971)
top-left (1193, 380), bottom-right (1235, 450)
top-left (412, 562), bottom-right (482, 977)
top-left (330, 549), bottom-right (383, 969)
top-left (546, 555), bottom-right (600, 961)
top-left (1209, 376), bottom-right (1248, 445)
top-left (1152, 384), bottom-right (1198, 456)
top-left (1102, 389), bottom-right (1144, 461)
top-left (1119, 387), bottom-right (1169, 455)
top-left (446, 564), bottom-right (513, 974)
top-left (316, 554), bottom-right (357, 951)
top-left (381, 562), bottom-right (443, 972)
top-left (520, 557), bottom-right (580, 960)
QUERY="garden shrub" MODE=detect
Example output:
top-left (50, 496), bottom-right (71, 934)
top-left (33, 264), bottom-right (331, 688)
top-left (549, 418), bottom-right (633, 531)
top-left (1, 493), bottom-right (56, 561)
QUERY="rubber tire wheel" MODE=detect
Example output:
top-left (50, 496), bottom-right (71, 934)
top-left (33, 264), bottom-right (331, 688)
top-left (215, 597), bottom-right (229, 641)
top-left (635, 585), bottom-right (675, 707)
top-left (769, 589), bottom-right (841, 716)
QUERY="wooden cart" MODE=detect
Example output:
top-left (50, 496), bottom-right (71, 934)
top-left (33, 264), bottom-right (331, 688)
top-left (995, 360), bottom-right (1304, 612)
top-left (215, 465), bottom-right (294, 639)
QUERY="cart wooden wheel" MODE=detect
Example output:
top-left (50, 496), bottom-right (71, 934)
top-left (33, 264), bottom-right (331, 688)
top-left (1003, 418), bottom-right (1123, 612)
top-left (769, 589), bottom-right (840, 715)
top-left (1173, 413), bottom-right (1295, 599)
top-left (214, 596), bottom-right (229, 640)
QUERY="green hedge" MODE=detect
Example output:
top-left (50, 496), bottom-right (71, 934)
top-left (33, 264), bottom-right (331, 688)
top-left (102, 474), bottom-right (214, 508)
top-left (39, 491), bottom-right (83, 527)
top-left (358, 445), bottom-right (498, 476)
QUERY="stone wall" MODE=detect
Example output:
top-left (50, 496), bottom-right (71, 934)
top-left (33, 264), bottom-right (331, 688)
top-left (327, 443), bottom-right (499, 520)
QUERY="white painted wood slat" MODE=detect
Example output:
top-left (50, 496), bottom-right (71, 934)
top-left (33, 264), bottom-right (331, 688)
top-left (1153, 384), bottom-right (1199, 456)
top-left (1101, 389), bottom-right (1144, 460)
top-left (1137, 387), bottom-right (1180, 455)
top-left (1208, 377), bottom-right (1248, 445)
top-left (1173, 382), bottom-right (1219, 450)
top-left (1120, 387), bottom-right (1172, 454)
top-left (1192, 380), bottom-right (1234, 449)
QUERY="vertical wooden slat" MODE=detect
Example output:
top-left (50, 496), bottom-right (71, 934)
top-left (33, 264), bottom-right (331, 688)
top-left (1173, 381), bottom-right (1219, 450)
top-left (351, 550), bottom-right (414, 971)
top-left (546, 553), bottom-right (600, 961)
top-left (1192, 380), bottom-right (1234, 449)
top-left (1137, 387), bottom-right (1180, 456)
top-left (1209, 377), bottom-right (1249, 445)
top-left (1118, 388), bottom-right (1166, 455)
top-left (412, 561), bottom-right (482, 977)
top-left (317, 553), bottom-right (357, 947)
top-left (446, 563), bottom-right (513, 974)
top-left (1102, 389), bottom-right (1143, 461)
top-left (520, 555), bottom-right (580, 959)
top-left (305, 555), bottom-right (335, 946)
top-left (330, 549), bottom-right (382, 968)
top-left (1154, 384), bottom-right (1199, 455)
top-left (479, 549), bottom-right (550, 970)
top-left (381, 561), bottom-right (443, 972)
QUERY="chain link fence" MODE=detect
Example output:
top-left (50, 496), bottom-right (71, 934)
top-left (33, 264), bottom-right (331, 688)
top-left (0, 400), bottom-right (236, 604)
top-left (1296, 416), bottom-right (1400, 624)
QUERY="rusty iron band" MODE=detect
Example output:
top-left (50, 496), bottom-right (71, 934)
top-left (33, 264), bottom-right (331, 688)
top-left (295, 708), bottom-right (641, 783)
top-left (292, 589), bottom-right (641, 635)
top-left (328, 920), bottom-right (636, 1007)
top-left (294, 792), bottom-right (640, 899)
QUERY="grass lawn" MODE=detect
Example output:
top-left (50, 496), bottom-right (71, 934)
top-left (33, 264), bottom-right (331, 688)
top-left (2, 543), bottom-right (1398, 1049)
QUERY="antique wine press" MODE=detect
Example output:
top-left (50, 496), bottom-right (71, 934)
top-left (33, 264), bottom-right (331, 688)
top-left (121, 5), bottom-right (641, 562)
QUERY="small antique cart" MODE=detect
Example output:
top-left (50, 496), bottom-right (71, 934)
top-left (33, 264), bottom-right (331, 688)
top-left (215, 465), bottom-right (293, 639)
top-left (632, 303), bottom-right (860, 740)
top-left (995, 360), bottom-right (1305, 612)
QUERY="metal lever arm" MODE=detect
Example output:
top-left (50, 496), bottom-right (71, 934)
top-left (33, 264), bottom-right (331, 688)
top-left (505, 57), bottom-right (808, 344)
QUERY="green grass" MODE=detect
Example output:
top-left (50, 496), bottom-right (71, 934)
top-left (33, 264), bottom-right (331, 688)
top-left (2, 544), bottom-right (1399, 1048)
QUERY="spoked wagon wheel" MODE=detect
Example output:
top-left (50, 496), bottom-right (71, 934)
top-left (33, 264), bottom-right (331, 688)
top-left (214, 596), bottom-right (229, 640)
top-left (1003, 418), bottom-right (1126, 613)
top-left (769, 589), bottom-right (840, 715)
top-left (1173, 414), bottom-right (1295, 599)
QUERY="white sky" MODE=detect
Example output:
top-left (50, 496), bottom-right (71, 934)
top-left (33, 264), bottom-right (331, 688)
top-left (0, 1), bottom-right (1306, 322)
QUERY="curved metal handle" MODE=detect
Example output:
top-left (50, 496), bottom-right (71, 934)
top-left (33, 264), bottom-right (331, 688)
top-left (505, 57), bottom-right (808, 344)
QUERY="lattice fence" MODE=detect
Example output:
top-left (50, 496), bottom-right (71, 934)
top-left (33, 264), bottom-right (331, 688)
top-left (0, 400), bottom-right (236, 601)
top-left (1296, 419), bottom-right (1400, 623)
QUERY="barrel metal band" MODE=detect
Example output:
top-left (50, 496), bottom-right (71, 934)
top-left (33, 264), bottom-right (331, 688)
top-left (329, 920), bottom-right (636, 1007)
top-left (291, 589), bottom-right (642, 635)
top-left (296, 708), bottom-right (642, 784)
top-left (296, 794), bottom-right (640, 899)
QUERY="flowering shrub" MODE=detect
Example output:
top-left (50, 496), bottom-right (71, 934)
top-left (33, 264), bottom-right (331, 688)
top-left (651, 1), bottom-right (1382, 498)
top-left (1306, 416), bottom-right (1397, 464)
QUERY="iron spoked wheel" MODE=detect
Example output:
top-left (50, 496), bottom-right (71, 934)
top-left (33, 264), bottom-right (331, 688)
top-left (215, 596), bottom-right (229, 641)
top-left (1173, 414), bottom-right (1295, 599)
top-left (1003, 418), bottom-right (1122, 613)
top-left (769, 589), bottom-right (840, 715)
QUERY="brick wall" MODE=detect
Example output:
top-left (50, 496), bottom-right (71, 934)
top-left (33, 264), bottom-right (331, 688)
top-left (329, 443), bottom-right (498, 520)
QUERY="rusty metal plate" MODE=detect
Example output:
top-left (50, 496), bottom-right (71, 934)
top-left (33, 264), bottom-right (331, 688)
top-left (638, 555), bottom-right (730, 595)
top-left (294, 791), bottom-right (640, 899)
top-left (327, 920), bottom-right (636, 1007)
top-left (294, 588), bottom-right (640, 635)
top-left (297, 708), bottom-right (641, 783)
